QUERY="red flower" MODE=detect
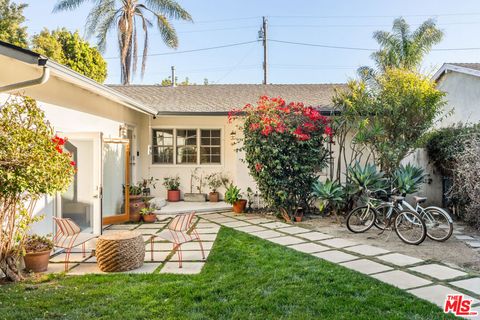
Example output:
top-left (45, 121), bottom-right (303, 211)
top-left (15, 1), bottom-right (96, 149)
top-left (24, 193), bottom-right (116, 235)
top-left (70, 161), bottom-right (76, 166)
top-left (249, 123), bottom-right (260, 131)
top-left (324, 126), bottom-right (333, 137)
top-left (55, 145), bottom-right (63, 154)
top-left (255, 163), bottom-right (263, 172)
top-left (302, 122), bottom-right (316, 132)
top-left (275, 122), bottom-right (286, 133)
top-left (293, 126), bottom-right (310, 141)
top-left (261, 125), bottom-right (273, 136)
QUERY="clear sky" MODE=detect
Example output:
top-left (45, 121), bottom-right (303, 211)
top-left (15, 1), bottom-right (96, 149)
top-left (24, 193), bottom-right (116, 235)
top-left (19, 0), bottom-right (480, 85)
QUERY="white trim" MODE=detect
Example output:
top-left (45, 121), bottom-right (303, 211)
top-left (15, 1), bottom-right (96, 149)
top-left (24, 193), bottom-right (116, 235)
top-left (151, 127), bottom-right (224, 167)
top-left (433, 63), bottom-right (480, 82)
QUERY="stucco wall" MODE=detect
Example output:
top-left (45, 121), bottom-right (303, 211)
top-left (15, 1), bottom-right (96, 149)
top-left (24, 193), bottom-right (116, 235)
top-left (145, 115), bottom-right (258, 199)
top-left (437, 72), bottom-right (480, 127)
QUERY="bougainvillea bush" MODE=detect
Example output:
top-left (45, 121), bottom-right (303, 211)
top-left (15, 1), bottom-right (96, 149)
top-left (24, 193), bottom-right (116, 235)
top-left (0, 96), bottom-right (75, 281)
top-left (230, 96), bottom-right (332, 219)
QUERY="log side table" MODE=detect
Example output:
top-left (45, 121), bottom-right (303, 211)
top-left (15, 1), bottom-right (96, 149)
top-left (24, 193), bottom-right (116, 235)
top-left (96, 231), bottom-right (145, 272)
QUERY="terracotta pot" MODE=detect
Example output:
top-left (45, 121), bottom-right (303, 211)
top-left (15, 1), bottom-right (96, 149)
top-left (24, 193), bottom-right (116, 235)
top-left (167, 190), bottom-right (180, 202)
top-left (232, 199), bottom-right (247, 214)
top-left (294, 208), bottom-right (304, 222)
top-left (24, 250), bottom-right (51, 272)
top-left (294, 215), bottom-right (303, 222)
top-left (142, 213), bottom-right (157, 223)
top-left (209, 192), bottom-right (219, 202)
top-left (129, 195), bottom-right (144, 222)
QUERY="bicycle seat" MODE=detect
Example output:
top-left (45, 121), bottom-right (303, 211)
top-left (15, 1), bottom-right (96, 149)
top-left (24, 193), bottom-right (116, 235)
top-left (392, 196), bottom-right (404, 203)
top-left (414, 196), bottom-right (427, 204)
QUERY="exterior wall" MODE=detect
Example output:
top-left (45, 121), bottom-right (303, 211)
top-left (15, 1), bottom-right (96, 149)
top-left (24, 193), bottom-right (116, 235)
top-left (437, 72), bottom-right (480, 127)
top-left (402, 71), bottom-right (480, 206)
top-left (145, 115), bottom-right (257, 199)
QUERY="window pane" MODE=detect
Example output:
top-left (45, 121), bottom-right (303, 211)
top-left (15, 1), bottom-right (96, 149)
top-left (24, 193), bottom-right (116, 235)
top-left (177, 129), bottom-right (197, 164)
top-left (152, 129), bottom-right (173, 164)
top-left (200, 129), bottom-right (221, 164)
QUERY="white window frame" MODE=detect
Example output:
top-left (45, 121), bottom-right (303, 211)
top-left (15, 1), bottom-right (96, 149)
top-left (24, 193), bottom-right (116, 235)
top-left (151, 126), bottom-right (224, 167)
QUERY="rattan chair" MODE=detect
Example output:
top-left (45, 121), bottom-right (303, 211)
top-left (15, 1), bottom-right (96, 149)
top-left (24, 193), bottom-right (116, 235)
top-left (53, 217), bottom-right (96, 271)
top-left (150, 211), bottom-right (205, 268)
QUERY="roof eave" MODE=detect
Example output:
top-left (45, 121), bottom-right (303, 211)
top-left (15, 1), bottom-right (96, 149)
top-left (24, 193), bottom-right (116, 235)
top-left (0, 41), bottom-right (157, 116)
top-left (433, 63), bottom-right (480, 82)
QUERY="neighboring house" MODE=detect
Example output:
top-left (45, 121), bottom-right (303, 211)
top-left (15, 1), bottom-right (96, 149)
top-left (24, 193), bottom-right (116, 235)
top-left (406, 63), bottom-right (480, 206)
top-left (109, 84), bottom-right (345, 198)
top-left (0, 41), bottom-right (156, 236)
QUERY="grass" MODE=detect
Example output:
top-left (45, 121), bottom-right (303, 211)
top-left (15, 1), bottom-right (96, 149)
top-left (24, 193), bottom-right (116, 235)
top-left (0, 227), bottom-right (455, 320)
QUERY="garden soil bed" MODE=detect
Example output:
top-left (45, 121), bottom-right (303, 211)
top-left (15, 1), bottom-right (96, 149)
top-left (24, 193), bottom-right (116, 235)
top-left (299, 215), bottom-right (480, 273)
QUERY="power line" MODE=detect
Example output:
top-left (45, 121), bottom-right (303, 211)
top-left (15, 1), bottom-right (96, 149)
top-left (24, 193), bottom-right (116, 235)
top-left (269, 39), bottom-right (480, 52)
top-left (104, 40), bottom-right (259, 59)
top-left (268, 12), bottom-right (480, 19)
top-left (270, 21), bottom-right (480, 29)
top-left (269, 39), bottom-right (374, 51)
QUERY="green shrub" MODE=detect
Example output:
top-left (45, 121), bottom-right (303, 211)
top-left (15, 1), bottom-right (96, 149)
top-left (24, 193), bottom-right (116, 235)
top-left (231, 96), bottom-right (331, 220)
top-left (425, 123), bottom-right (480, 175)
top-left (392, 163), bottom-right (425, 195)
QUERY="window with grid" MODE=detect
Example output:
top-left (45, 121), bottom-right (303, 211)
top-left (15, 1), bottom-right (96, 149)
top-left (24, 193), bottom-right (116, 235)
top-left (200, 129), bottom-right (221, 164)
top-left (176, 129), bottom-right (197, 164)
top-left (152, 129), bottom-right (174, 164)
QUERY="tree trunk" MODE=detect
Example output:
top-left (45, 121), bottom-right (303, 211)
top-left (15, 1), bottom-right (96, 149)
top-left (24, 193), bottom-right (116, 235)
top-left (0, 255), bottom-right (22, 282)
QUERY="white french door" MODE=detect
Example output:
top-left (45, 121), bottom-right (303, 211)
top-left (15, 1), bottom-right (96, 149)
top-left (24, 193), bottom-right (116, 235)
top-left (56, 132), bottom-right (102, 235)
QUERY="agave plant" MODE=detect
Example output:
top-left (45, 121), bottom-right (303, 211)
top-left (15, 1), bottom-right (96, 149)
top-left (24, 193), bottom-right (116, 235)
top-left (347, 162), bottom-right (387, 194)
top-left (312, 179), bottom-right (345, 222)
top-left (392, 163), bottom-right (426, 195)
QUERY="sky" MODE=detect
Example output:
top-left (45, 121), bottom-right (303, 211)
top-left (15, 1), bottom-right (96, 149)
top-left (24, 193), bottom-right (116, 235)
top-left (19, 0), bottom-right (480, 85)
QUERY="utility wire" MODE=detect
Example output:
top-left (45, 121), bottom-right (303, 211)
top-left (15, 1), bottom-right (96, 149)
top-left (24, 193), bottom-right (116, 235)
top-left (269, 39), bottom-right (480, 52)
top-left (269, 39), bottom-right (374, 51)
top-left (268, 12), bottom-right (480, 19)
top-left (104, 40), bottom-right (259, 59)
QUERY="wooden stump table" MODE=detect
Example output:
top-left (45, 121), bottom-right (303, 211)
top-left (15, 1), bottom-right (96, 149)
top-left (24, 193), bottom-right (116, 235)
top-left (96, 231), bottom-right (145, 272)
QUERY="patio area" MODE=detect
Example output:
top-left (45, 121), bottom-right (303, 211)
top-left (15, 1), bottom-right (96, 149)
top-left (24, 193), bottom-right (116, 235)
top-left (45, 210), bottom-right (480, 313)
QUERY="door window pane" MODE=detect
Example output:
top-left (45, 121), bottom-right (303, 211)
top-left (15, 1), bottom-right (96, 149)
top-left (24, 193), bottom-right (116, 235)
top-left (152, 129), bottom-right (174, 164)
top-left (177, 129), bottom-right (197, 164)
top-left (200, 129), bottom-right (221, 164)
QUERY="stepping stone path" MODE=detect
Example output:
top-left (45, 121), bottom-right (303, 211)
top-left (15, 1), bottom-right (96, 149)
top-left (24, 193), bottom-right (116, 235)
top-left (200, 212), bottom-right (480, 315)
top-left (48, 219), bottom-right (219, 275)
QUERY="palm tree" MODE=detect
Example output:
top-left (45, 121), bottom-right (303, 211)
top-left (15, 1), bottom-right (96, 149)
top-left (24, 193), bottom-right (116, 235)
top-left (358, 18), bottom-right (443, 81)
top-left (54, 0), bottom-right (192, 85)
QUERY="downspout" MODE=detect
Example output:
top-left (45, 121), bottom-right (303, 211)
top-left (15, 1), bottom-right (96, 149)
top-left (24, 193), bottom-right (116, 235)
top-left (0, 58), bottom-right (50, 93)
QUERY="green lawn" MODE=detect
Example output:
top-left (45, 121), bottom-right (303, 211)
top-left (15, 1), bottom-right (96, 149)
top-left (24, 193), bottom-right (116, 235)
top-left (0, 227), bottom-right (454, 320)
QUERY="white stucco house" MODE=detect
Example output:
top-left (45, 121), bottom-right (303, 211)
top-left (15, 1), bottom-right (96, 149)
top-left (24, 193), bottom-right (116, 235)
top-left (407, 63), bottom-right (480, 206)
top-left (0, 40), bottom-right (344, 238)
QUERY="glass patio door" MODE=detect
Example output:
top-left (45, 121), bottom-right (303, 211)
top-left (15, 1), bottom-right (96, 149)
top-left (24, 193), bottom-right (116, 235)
top-left (102, 139), bottom-right (130, 225)
top-left (57, 132), bottom-right (102, 235)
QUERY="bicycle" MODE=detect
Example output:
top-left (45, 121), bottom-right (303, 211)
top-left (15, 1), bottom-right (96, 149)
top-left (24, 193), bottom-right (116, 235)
top-left (375, 195), bottom-right (453, 242)
top-left (346, 190), bottom-right (427, 245)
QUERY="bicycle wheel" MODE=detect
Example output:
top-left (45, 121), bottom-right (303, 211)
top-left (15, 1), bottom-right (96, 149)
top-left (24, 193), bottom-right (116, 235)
top-left (374, 203), bottom-right (398, 230)
top-left (346, 206), bottom-right (376, 233)
top-left (423, 207), bottom-right (453, 242)
top-left (395, 210), bottom-right (427, 245)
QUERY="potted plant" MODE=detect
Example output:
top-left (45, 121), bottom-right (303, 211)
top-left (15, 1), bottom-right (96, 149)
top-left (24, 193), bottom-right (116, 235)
top-left (184, 168), bottom-right (207, 202)
top-left (141, 176), bottom-right (159, 196)
top-left (206, 172), bottom-right (223, 202)
top-left (225, 184), bottom-right (247, 214)
top-left (163, 176), bottom-right (181, 202)
top-left (140, 207), bottom-right (157, 223)
top-left (125, 183), bottom-right (144, 222)
top-left (23, 234), bottom-right (54, 273)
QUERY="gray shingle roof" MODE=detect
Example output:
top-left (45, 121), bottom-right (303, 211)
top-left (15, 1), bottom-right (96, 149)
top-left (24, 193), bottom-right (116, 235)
top-left (108, 84), bottom-right (346, 114)
top-left (449, 63), bottom-right (480, 71)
